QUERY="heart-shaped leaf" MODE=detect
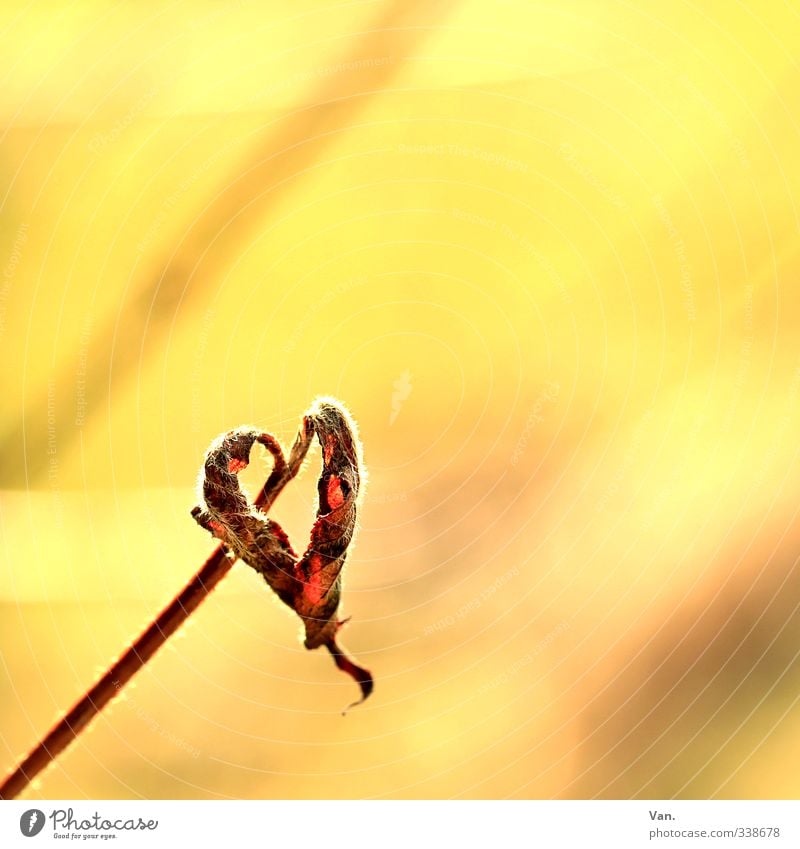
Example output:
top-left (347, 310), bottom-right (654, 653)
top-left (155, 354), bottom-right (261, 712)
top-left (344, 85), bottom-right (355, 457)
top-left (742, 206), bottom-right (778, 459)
top-left (192, 398), bottom-right (372, 710)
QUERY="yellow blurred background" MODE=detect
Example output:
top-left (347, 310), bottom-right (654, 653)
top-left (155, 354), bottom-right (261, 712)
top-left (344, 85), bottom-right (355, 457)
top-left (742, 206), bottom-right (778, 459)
top-left (1, 0), bottom-right (800, 799)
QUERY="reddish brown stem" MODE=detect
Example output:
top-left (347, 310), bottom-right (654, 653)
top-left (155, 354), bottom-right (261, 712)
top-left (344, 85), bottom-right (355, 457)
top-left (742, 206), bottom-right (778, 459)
top-left (0, 421), bottom-right (313, 800)
top-left (0, 544), bottom-right (232, 800)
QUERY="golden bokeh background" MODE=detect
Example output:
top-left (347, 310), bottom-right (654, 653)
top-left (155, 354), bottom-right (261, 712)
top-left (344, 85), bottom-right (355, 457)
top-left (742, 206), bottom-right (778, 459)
top-left (1, 1), bottom-right (799, 799)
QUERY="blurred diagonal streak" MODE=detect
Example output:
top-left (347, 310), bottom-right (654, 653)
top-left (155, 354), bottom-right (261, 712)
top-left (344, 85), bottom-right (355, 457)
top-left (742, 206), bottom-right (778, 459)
top-left (3, 0), bottom-right (460, 483)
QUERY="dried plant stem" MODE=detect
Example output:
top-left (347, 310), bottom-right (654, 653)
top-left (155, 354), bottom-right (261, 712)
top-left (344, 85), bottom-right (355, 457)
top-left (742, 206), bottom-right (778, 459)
top-left (0, 421), bottom-right (313, 800)
top-left (0, 545), bottom-right (232, 800)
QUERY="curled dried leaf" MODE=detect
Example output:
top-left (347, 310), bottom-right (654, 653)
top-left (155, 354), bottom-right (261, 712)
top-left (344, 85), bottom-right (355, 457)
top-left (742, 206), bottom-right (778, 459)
top-left (192, 398), bottom-right (372, 710)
